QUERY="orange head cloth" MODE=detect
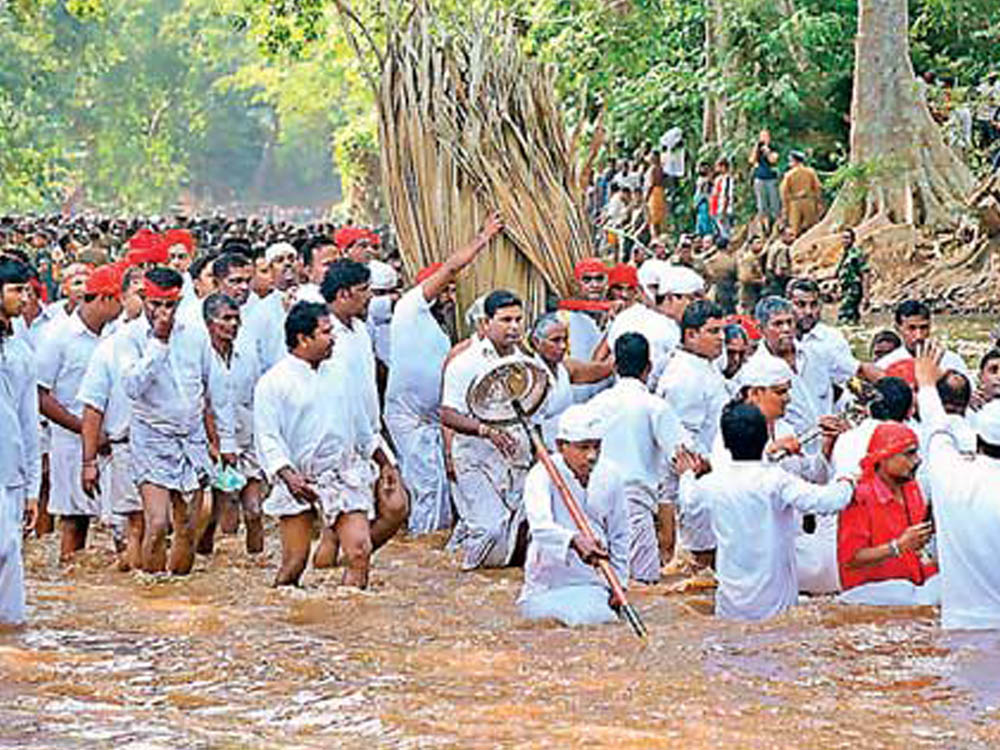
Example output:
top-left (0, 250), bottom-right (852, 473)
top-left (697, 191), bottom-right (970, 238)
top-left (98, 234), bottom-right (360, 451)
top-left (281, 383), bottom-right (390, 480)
top-left (126, 229), bottom-right (168, 266)
top-left (574, 257), bottom-right (608, 281)
top-left (886, 358), bottom-right (916, 387)
top-left (163, 228), bottom-right (195, 256)
top-left (143, 276), bottom-right (182, 300)
top-left (334, 226), bottom-right (368, 250)
top-left (859, 422), bottom-right (919, 480)
top-left (725, 313), bottom-right (763, 342)
top-left (415, 262), bottom-right (443, 284)
top-left (85, 264), bottom-right (124, 299)
top-left (608, 263), bottom-right (638, 288)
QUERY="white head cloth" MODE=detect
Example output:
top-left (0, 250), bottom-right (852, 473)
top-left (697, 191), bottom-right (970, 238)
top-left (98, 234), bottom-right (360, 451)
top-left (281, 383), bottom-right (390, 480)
top-left (557, 404), bottom-right (605, 443)
top-left (974, 401), bottom-right (1000, 445)
top-left (637, 259), bottom-right (668, 297)
top-left (368, 259), bottom-right (398, 292)
top-left (265, 241), bottom-right (297, 263)
top-left (738, 353), bottom-right (794, 388)
top-left (659, 265), bottom-right (705, 295)
top-left (465, 294), bottom-right (488, 329)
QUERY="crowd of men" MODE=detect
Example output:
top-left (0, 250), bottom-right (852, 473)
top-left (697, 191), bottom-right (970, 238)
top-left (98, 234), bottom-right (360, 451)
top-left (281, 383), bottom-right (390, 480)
top-left (1, 213), bottom-right (999, 634)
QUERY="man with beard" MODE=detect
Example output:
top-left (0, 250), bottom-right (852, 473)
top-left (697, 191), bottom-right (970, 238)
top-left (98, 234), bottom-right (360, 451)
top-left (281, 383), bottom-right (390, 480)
top-left (875, 299), bottom-right (972, 382)
top-left (243, 242), bottom-right (300, 371)
top-left (385, 216), bottom-right (503, 534)
top-left (37, 264), bottom-right (123, 562)
top-left (787, 278), bottom-right (884, 416)
top-left (0, 259), bottom-right (41, 625)
top-left (119, 267), bottom-right (234, 575)
top-left (564, 258), bottom-right (611, 403)
top-left (78, 266), bottom-right (146, 570)
top-left (518, 405), bottom-right (629, 627)
top-left (441, 289), bottom-right (533, 570)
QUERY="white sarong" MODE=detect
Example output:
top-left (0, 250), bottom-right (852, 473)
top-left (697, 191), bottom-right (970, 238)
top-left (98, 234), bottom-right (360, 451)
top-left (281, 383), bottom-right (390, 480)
top-left (0, 486), bottom-right (26, 625)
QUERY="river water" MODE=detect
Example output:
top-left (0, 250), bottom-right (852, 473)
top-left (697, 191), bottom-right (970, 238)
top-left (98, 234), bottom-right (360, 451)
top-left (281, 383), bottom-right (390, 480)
top-left (4, 315), bottom-right (999, 749)
top-left (4, 525), bottom-right (1000, 749)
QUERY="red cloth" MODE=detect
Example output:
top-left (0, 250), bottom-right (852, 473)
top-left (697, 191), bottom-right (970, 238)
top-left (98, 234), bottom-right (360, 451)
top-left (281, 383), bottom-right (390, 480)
top-left (334, 226), bottom-right (379, 250)
top-left (163, 228), bottom-right (195, 255)
top-left (574, 257), bottom-right (607, 281)
top-left (557, 299), bottom-right (614, 312)
top-left (126, 229), bottom-right (168, 265)
top-left (725, 313), bottom-right (762, 341)
top-left (608, 263), bottom-right (638, 288)
top-left (886, 358), bottom-right (916, 386)
top-left (415, 262), bottom-right (443, 284)
top-left (143, 277), bottom-right (182, 300)
top-left (29, 278), bottom-right (47, 304)
top-left (838, 423), bottom-right (936, 590)
top-left (85, 264), bottom-right (123, 298)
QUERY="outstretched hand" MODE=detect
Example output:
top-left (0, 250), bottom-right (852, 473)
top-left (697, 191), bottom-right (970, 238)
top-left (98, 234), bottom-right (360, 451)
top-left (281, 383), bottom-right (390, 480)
top-left (479, 212), bottom-right (504, 242)
top-left (913, 340), bottom-right (943, 388)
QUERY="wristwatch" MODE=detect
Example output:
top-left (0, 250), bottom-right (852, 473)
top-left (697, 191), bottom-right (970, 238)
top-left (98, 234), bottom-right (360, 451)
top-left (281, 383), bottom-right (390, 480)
top-left (888, 539), bottom-right (902, 558)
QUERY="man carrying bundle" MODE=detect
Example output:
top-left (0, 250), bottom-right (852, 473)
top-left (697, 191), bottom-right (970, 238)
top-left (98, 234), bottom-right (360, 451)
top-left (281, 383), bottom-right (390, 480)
top-left (518, 405), bottom-right (629, 627)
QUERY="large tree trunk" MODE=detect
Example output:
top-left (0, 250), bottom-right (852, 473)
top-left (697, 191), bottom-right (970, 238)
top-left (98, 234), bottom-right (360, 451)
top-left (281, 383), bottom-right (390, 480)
top-left (701, 0), bottom-right (726, 148)
top-left (794, 0), bottom-right (973, 259)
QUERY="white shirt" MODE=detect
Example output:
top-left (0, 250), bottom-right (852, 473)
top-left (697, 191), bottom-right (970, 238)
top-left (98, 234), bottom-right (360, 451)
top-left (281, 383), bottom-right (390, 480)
top-left (830, 417), bottom-right (880, 479)
top-left (656, 348), bottom-right (728, 454)
top-left (588, 377), bottom-right (689, 505)
top-left (35, 311), bottom-right (104, 422)
top-left (119, 317), bottom-right (234, 448)
top-left (920, 385), bottom-right (1000, 630)
top-left (76, 328), bottom-right (133, 441)
top-left (254, 354), bottom-right (356, 481)
top-left (0, 335), bottom-right (41, 494)
top-left (366, 295), bottom-right (394, 365)
top-left (243, 293), bottom-right (288, 372)
top-left (519, 455), bottom-right (629, 603)
top-left (208, 336), bottom-right (262, 453)
top-left (745, 345), bottom-right (821, 440)
top-left (797, 322), bottom-right (860, 416)
top-left (12, 301), bottom-right (64, 354)
top-left (386, 284), bottom-right (451, 421)
top-left (877, 345), bottom-right (973, 384)
top-left (606, 304), bottom-right (679, 387)
top-left (326, 312), bottom-right (380, 457)
top-left (534, 358), bottom-right (574, 451)
top-left (680, 465), bottom-right (852, 621)
top-left (565, 310), bottom-right (607, 403)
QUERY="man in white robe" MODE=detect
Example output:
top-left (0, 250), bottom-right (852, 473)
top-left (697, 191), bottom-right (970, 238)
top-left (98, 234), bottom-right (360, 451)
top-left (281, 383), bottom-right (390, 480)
top-left (36, 264), bottom-right (122, 562)
top-left (120, 267), bottom-right (234, 576)
top-left (519, 406), bottom-right (629, 627)
top-left (676, 402), bottom-right (854, 621)
top-left (441, 290), bottom-right (533, 570)
top-left (385, 216), bottom-right (503, 534)
top-left (0, 259), bottom-right (41, 625)
top-left (242, 242), bottom-right (300, 372)
top-left (588, 332), bottom-right (691, 582)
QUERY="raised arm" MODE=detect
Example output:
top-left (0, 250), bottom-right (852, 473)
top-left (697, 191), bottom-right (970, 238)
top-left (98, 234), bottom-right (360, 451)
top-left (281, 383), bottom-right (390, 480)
top-left (420, 213), bottom-right (504, 303)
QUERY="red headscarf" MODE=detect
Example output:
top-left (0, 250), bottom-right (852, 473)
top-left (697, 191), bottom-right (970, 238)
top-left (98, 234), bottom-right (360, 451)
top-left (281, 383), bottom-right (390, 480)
top-left (163, 228), bottom-right (195, 256)
top-left (608, 263), bottom-right (638, 288)
top-left (334, 226), bottom-right (378, 250)
top-left (725, 313), bottom-right (763, 342)
top-left (574, 257), bottom-right (607, 281)
top-left (126, 229), bottom-right (168, 266)
top-left (85, 264), bottom-right (124, 298)
top-left (886, 358), bottom-right (916, 387)
top-left (415, 262), bottom-right (443, 284)
top-left (143, 276), bottom-right (182, 300)
top-left (859, 422), bottom-right (919, 479)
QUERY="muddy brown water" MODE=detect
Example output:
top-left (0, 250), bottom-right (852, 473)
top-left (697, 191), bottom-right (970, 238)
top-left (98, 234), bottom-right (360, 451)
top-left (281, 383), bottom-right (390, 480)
top-left (4, 315), bottom-right (1000, 749)
top-left (4, 526), bottom-right (1000, 750)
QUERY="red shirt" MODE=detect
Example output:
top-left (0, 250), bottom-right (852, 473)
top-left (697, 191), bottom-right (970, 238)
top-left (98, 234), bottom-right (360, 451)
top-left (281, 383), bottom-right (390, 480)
top-left (837, 475), bottom-right (938, 591)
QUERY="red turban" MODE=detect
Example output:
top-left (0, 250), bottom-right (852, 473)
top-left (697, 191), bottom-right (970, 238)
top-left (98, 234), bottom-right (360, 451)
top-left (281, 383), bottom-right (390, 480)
top-left (574, 257), bottom-right (608, 281)
top-left (725, 314), bottom-right (763, 341)
top-left (126, 229), bottom-right (168, 265)
top-left (334, 226), bottom-right (377, 250)
top-left (886, 358), bottom-right (916, 386)
top-left (163, 228), bottom-right (195, 256)
top-left (608, 263), bottom-right (638, 288)
top-left (85, 264), bottom-right (124, 298)
top-left (859, 422), bottom-right (918, 479)
top-left (142, 276), bottom-right (182, 300)
top-left (415, 262), bottom-right (443, 284)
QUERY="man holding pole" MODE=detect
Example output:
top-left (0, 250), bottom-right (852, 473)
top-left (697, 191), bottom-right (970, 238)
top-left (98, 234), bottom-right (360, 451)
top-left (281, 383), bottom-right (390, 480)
top-left (518, 405), bottom-right (629, 627)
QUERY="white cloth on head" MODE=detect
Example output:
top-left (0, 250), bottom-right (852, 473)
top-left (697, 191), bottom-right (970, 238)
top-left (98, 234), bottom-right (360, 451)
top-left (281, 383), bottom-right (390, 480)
top-left (265, 242), bottom-right (297, 263)
top-left (658, 265), bottom-right (704, 295)
top-left (368, 259), bottom-right (398, 292)
top-left (679, 463), bottom-right (852, 621)
top-left (385, 284), bottom-right (452, 534)
top-left (744, 345), bottom-right (821, 450)
top-left (518, 455), bottom-right (628, 624)
top-left (637, 260), bottom-right (669, 297)
top-left (36, 311), bottom-right (105, 516)
top-left (606, 304), bottom-right (679, 387)
top-left (556, 403), bottom-right (605, 442)
top-left (737, 351), bottom-right (794, 388)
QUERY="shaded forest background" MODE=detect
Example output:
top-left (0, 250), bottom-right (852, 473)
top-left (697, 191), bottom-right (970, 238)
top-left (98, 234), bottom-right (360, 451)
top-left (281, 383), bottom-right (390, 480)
top-left (1, 0), bottom-right (996, 219)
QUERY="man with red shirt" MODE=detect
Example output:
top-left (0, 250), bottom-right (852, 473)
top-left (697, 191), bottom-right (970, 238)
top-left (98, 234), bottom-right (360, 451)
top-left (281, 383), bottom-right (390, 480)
top-left (836, 422), bottom-right (940, 605)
